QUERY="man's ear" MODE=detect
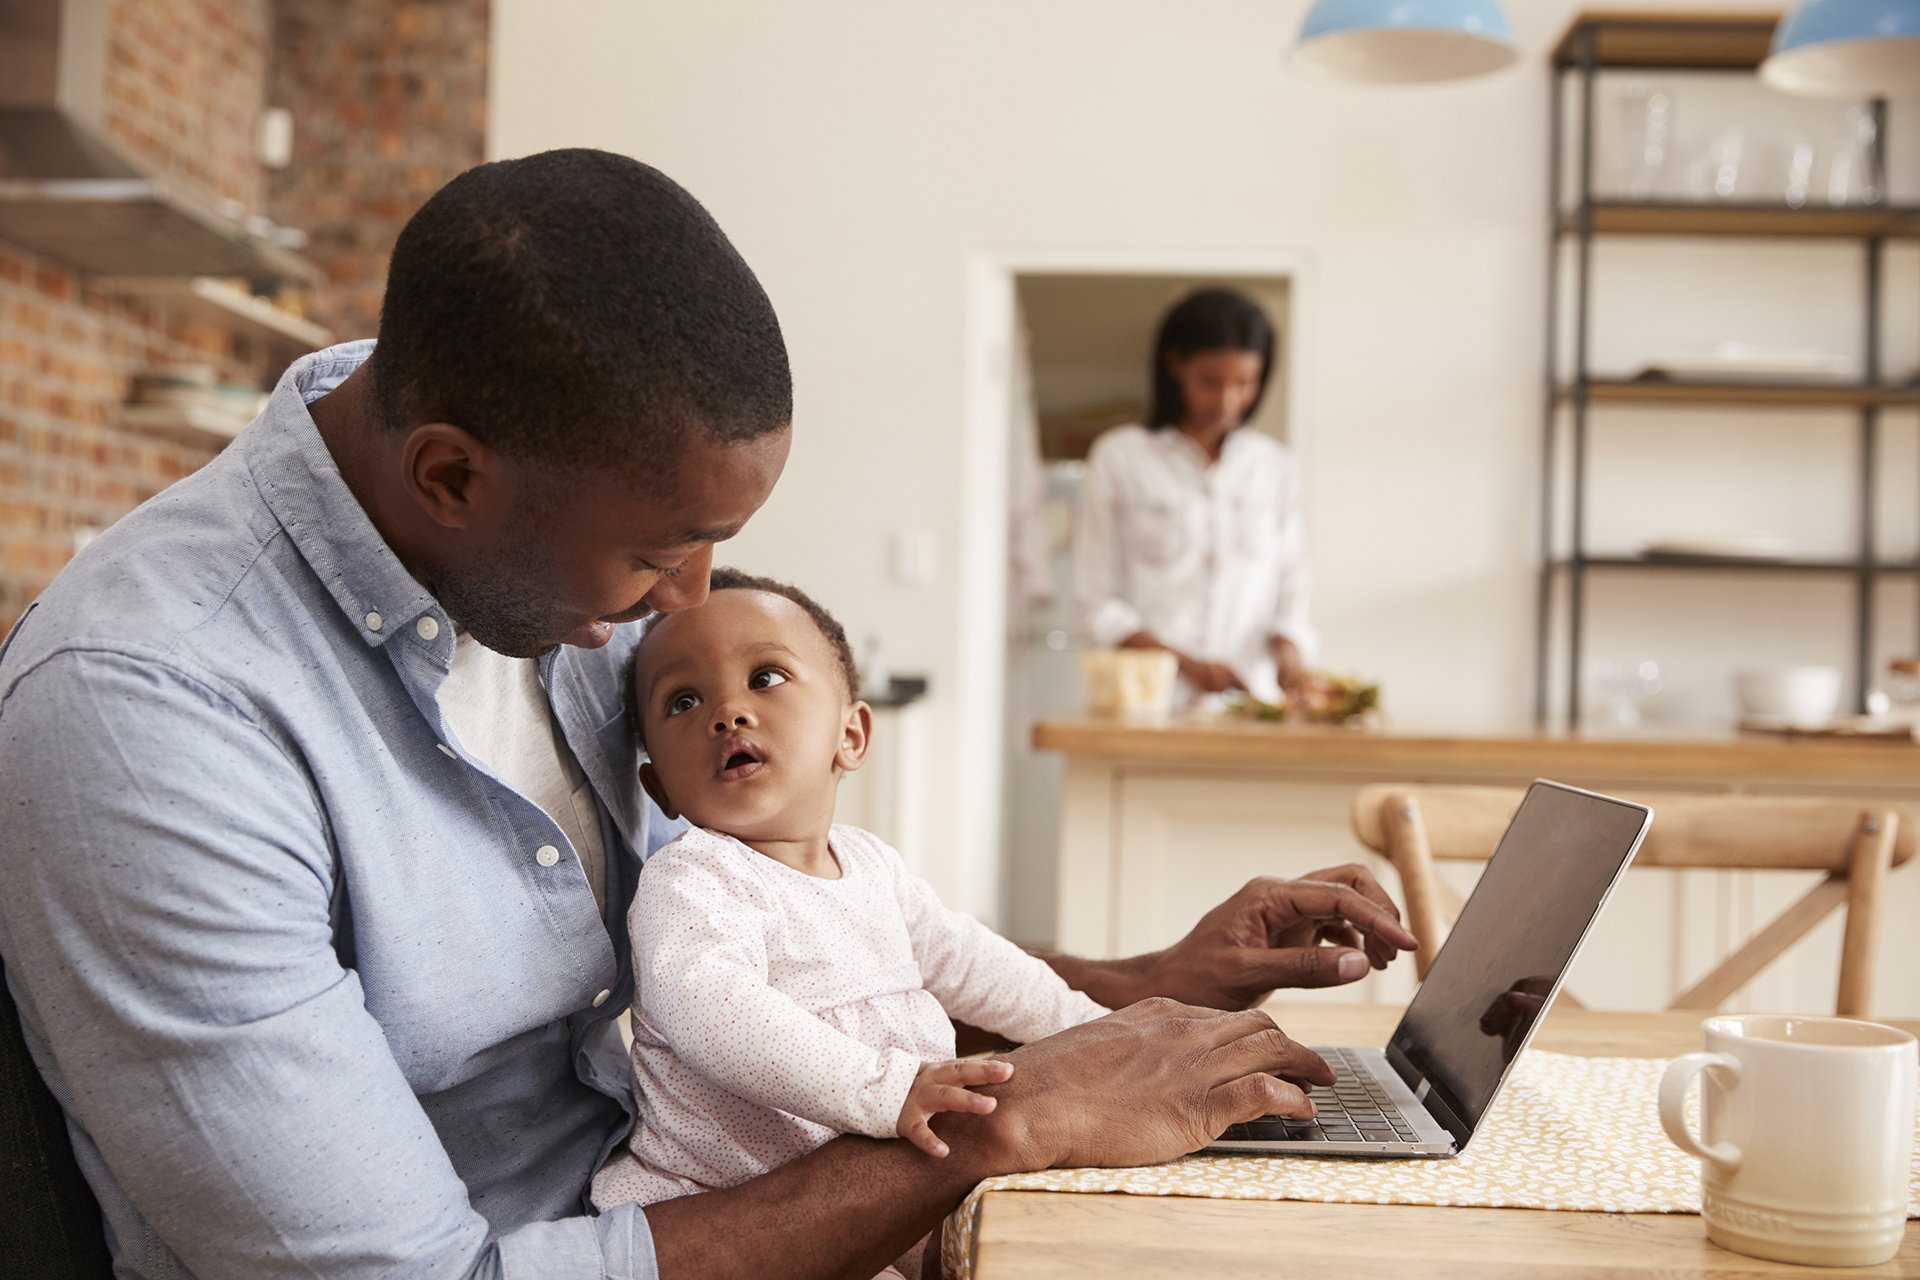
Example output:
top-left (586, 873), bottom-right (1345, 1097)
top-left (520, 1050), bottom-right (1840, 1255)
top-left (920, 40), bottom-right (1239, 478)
top-left (639, 761), bottom-right (680, 821)
top-left (402, 423), bottom-right (514, 532)
top-left (834, 701), bottom-right (874, 774)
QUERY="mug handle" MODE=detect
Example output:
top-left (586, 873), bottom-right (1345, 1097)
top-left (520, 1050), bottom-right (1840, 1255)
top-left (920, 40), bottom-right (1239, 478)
top-left (1659, 1052), bottom-right (1743, 1170)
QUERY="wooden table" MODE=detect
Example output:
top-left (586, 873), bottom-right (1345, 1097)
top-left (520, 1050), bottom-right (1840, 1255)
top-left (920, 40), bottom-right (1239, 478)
top-left (971, 1003), bottom-right (1920, 1279)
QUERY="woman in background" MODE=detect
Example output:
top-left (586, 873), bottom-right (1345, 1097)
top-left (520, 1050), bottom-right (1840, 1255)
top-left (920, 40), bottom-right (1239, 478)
top-left (1072, 286), bottom-right (1314, 705)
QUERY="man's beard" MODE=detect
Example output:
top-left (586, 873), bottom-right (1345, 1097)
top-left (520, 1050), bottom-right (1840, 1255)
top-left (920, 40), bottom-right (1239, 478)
top-left (416, 529), bottom-right (571, 659)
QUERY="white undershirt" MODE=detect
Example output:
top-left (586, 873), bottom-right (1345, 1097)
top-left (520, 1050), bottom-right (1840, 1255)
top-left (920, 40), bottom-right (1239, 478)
top-left (438, 629), bottom-right (609, 915)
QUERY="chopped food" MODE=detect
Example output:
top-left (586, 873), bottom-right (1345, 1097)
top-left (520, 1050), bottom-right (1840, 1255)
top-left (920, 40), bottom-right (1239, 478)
top-left (1225, 673), bottom-right (1380, 725)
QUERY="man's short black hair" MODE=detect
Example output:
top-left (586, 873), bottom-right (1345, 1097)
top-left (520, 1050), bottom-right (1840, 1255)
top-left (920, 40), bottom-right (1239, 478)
top-left (373, 148), bottom-right (791, 484)
top-left (626, 568), bottom-right (862, 753)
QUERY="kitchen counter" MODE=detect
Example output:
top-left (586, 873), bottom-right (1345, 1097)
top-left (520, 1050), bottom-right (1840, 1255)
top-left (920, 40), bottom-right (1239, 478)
top-left (1032, 717), bottom-right (1920, 1015)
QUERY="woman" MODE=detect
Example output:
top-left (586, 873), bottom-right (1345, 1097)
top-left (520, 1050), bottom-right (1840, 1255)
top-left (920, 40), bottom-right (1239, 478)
top-left (1071, 286), bottom-right (1314, 705)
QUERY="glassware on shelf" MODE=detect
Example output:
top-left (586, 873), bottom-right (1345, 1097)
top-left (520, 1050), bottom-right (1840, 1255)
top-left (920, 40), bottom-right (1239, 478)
top-left (1607, 84), bottom-right (1674, 198)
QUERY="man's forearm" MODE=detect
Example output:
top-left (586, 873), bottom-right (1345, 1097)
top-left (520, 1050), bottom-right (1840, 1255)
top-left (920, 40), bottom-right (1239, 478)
top-left (645, 1117), bottom-right (1010, 1280)
top-left (1031, 950), bottom-right (1157, 1011)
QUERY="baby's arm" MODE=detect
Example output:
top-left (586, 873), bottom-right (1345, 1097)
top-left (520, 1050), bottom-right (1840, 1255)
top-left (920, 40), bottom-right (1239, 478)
top-left (634, 848), bottom-right (924, 1138)
top-left (879, 837), bottom-right (1109, 1041)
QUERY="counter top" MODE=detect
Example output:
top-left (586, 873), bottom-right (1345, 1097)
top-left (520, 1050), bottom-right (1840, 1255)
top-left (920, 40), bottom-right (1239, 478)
top-left (1031, 717), bottom-right (1920, 786)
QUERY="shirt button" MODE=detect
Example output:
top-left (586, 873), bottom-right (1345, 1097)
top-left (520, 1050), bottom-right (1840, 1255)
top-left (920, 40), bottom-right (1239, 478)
top-left (592, 989), bottom-right (611, 1008)
top-left (535, 845), bottom-right (560, 867)
top-left (416, 616), bottom-right (440, 640)
top-left (365, 611), bottom-right (383, 631)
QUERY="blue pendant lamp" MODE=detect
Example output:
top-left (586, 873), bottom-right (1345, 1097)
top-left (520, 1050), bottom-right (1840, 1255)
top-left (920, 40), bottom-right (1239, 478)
top-left (1760, 0), bottom-right (1920, 99)
top-left (1291, 0), bottom-right (1519, 84)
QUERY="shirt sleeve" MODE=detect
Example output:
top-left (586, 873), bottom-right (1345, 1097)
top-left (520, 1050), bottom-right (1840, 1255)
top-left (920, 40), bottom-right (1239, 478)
top-left (0, 650), bottom-right (658, 1280)
top-left (1071, 436), bottom-right (1147, 648)
top-left (1265, 451), bottom-right (1318, 664)
top-left (885, 849), bottom-right (1107, 1043)
top-left (633, 845), bottom-right (922, 1138)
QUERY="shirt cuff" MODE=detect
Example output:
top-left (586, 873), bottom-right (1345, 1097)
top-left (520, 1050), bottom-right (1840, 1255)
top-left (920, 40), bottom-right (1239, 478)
top-left (1086, 600), bottom-right (1146, 650)
top-left (497, 1202), bottom-right (658, 1278)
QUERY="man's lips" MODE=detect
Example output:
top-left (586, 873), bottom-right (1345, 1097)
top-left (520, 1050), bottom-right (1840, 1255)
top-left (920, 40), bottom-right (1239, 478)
top-left (717, 737), bottom-right (766, 781)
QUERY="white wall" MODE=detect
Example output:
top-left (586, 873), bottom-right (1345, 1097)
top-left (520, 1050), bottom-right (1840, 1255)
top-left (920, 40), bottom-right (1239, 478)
top-left (490, 1), bottom-right (1919, 925)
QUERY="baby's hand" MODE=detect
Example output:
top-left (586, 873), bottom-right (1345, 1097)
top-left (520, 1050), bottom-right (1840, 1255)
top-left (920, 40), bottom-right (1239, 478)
top-left (898, 1058), bottom-right (1015, 1158)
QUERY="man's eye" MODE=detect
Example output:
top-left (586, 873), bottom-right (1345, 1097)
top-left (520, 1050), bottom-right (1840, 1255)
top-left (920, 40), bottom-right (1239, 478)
top-left (748, 669), bottom-right (788, 691)
top-left (667, 692), bottom-right (699, 716)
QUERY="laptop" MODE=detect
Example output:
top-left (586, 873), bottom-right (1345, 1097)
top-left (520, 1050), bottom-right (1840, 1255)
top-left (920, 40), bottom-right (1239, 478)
top-left (1209, 778), bottom-right (1653, 1159)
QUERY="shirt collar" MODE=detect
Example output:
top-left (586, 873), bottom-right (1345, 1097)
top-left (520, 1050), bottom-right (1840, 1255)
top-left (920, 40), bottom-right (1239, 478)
top-left (244, 340), bottom-right (446, 651)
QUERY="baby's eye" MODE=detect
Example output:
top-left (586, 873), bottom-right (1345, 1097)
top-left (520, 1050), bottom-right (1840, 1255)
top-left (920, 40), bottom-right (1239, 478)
top-left (748, 669), bottom-right (788, 691)
top-left (666, 691), bottom-right (700, 716)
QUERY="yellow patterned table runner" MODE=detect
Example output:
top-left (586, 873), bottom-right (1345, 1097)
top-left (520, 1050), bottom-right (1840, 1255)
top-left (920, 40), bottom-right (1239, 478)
top-left (939, 1051), bottom-right (1920, 1280)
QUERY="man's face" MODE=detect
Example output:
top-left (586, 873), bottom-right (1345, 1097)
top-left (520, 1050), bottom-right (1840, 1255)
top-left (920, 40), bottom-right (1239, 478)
top-left (635, 589), bottom-right (865, 842)
top-left (428, 429), bottom-right (790, 658)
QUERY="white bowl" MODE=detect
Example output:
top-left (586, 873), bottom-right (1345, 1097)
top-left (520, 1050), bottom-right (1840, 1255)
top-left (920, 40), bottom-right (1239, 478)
top-left (1734, 666), bottom-right (1842, 727)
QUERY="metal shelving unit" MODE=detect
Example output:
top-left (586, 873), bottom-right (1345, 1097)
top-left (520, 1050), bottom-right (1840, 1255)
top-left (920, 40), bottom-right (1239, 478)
top-left (1536, 11), bottom-right (1920, 729)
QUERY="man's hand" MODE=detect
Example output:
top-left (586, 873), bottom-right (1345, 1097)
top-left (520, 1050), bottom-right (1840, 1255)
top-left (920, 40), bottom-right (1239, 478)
top-left (897, 1059), bottom-right (1014, 1158)
top-left (953, 1000), bottom-right (1333, 1172)
top-left (1038, 867), bottom-right (1419, 1012)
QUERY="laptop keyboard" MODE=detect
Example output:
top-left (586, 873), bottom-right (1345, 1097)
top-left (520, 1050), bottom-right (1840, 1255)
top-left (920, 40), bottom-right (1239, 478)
top-left (1217, 1047), bottom-right (1419, 1145)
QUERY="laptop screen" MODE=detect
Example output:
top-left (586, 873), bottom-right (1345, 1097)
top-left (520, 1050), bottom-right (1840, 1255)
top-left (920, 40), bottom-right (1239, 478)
top-left (1387, 781), bottom-right (1650, 1140)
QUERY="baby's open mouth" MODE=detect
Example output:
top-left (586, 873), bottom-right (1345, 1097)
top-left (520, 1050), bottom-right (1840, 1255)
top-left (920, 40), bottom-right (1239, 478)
top-left (717, 738), bottom-right (766, 779)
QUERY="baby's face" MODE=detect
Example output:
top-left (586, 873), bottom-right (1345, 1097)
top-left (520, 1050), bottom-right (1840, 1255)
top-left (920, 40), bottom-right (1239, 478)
top-left (634, 590), bottom-right (866, 842)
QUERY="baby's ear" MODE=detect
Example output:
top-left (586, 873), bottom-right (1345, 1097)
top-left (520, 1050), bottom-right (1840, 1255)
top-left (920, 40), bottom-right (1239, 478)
top-left (639, 761), bottom-right (680, 820)
top-left (835, 701), bottom-right (874, 774)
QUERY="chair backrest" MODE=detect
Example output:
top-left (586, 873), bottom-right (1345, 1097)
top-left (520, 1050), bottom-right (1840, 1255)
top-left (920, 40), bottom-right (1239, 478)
top-left (1350, 784), bottom-right (1915, 1018)
top-left (0, 957), bottom-right (114, 1280)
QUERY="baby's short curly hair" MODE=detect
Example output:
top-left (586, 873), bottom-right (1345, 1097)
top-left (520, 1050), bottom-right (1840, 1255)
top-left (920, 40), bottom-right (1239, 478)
top-left (626, 568), bottom-right (862, 753)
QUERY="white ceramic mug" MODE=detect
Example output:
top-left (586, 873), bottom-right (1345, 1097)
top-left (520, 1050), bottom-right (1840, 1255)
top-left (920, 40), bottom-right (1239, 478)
top-left (1658, 1014), bottom-right (1917, 1266)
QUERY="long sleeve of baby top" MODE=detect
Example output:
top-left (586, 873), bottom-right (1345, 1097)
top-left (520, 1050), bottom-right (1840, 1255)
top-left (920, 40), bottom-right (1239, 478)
top-left (608, 824), bottom-right (1106, 1203)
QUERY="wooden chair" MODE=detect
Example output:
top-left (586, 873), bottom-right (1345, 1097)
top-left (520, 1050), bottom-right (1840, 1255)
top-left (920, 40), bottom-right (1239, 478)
top-left (1350, 785), bottom-right (1915, 1018)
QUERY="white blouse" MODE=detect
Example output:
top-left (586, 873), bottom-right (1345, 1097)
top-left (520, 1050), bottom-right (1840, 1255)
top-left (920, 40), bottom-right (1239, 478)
top-left (1072, 424), bottom-right (1316, 703)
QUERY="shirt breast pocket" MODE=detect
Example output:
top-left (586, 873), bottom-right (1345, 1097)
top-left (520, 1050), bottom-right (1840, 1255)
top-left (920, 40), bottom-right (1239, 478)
top-left (1127, 499), bottom-right (1187, 567)
top-left (1230, 494), bottom-right (1278, 560)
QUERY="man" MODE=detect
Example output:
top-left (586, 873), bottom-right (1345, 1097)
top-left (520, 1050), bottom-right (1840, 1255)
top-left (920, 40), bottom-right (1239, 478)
top-left (0, 150), bottom-right (1414, 1279)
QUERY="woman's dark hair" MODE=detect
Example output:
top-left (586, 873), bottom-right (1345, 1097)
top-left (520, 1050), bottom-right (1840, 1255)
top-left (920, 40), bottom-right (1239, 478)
top-left (1146, 287), bottom-right (1274, 430)
top-left (374, 148), bottom-right (791, 486)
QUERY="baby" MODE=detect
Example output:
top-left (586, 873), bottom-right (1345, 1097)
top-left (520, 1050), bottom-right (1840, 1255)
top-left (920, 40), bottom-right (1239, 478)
top-left (592, 568), bottom-right (1107, 1235)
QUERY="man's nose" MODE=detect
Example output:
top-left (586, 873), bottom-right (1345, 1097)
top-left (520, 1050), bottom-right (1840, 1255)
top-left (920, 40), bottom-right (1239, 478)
top-left (644, 545), bottom-right (715, 614)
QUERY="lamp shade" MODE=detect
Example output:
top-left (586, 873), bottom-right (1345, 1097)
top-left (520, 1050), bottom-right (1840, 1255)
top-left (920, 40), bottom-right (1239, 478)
top-left (1760, 0), bottom-right (1920, 99)
top-left (1291, 0), bottom-right (1519, 84)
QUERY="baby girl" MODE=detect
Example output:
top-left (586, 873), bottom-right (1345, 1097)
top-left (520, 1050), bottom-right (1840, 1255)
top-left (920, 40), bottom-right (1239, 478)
top-left (592, 568), bottom-right (1106, 1268)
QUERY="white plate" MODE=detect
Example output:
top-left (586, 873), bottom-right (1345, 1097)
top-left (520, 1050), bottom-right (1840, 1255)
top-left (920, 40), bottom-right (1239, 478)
top-left (1643, 341), bottom-right (1852, 380)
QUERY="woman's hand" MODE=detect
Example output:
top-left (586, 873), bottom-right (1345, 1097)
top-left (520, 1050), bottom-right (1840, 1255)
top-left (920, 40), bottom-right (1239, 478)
top-left (1269, 635), bottom-right (1307, 698)
top-left (1121, 631), bottom-right (1246, 694)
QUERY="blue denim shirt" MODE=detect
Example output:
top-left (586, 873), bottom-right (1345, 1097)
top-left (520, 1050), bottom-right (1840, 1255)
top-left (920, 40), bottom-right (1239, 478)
top-left (0, 342), bottom-right (686, 1278)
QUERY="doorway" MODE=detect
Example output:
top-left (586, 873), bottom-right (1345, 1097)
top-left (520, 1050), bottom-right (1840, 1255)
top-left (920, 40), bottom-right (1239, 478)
top-left (995, 265), bottom-right (1301, 947)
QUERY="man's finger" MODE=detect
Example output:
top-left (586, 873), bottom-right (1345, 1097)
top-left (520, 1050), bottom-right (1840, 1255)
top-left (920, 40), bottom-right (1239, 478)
top-left (1204, 1021), bottom-right (1334, 1091)
top-left (1208, 1070), bottom-right (1315, 1132)
top-left (1238, 944), bottom-right (1377, 990)
top-left (1259, 881), bottom-right (1418, 952)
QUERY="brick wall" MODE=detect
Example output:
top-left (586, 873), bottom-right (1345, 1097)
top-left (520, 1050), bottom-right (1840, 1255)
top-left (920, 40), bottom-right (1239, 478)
top-left (268, 0), bottom-right (491, 340)
top-left (0, 0), bottom-right (491, 635)
top-left (103, 0), bottom-right (272, 214)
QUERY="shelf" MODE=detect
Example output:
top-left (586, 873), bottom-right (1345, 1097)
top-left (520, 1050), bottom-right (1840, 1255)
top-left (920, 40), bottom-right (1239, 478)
top-left (1552, 12), bottom-right (1780, 71)
top-left (99, 277), bottom-right (333, 351)
top-left (119, 401), bottom-right (252, 443)
top-left (1554, 557), bottom-right (1920, 575)
top-left (1560, 203), bottom-right (1920, 239)
top-left (1565, 379), bottom-right (1919, 409)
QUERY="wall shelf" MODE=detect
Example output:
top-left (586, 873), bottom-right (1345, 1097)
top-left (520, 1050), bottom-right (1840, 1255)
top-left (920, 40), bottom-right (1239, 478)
top-left (1563, 202), bottom-right (1920, 238)
top-left (99, 276), bottom-right (333, 352)
top-left (1569, 380), bottom-right (1919, 409)
top-left (1536, 12), bottom-right (1918, 729)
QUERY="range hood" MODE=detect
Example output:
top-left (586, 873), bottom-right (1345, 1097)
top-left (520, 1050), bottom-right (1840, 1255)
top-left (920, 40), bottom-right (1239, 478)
top-left (0, 0), bottom-right (318, 286)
